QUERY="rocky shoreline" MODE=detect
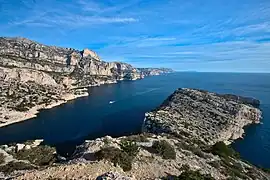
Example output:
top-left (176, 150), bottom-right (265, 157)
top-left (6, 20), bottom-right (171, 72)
top-left (0, 88), bottom-right (269, 179)
top-left (0, 37), bottom-right (172, 128)
top-left (0, 91), bottom-right (89, 128)
top-left (143, 88), bottom-right (262, 145)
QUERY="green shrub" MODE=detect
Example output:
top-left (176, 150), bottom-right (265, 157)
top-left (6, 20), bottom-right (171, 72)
top-left (262, 168), bottom-right (270, 174)
top-left (95, 147), bottom-right (122, 161)
top-left (0, 161), bottom-right (35, 174)
top-left (220, 158), bottom-right (246, 179)
top-left (95, 146), bottom-right (133, 172)
top-left (14, 145), bottom-right (56, 166)
top-left (0, 153), bottom-right (5, 164)
top-left (179, 170), bottom-right (215, 180)
top-left (112, 151), bottom-right (133, 172)
top-left (210, 142), bottom-right (238, 158)
top-left (162, 165), bottom-right (214, 180)
top-left (125, 134), bottom-right (150, 142)
top-left (120, 140), bottom-right (139, 157)
top-left (152, 140), bottom-right (176, 160)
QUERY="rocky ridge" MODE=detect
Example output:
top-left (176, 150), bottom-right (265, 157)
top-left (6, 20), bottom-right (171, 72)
top-left (0, 37), bottom-right (172, 127)
top-left (143, 88), bottom-right (262, 145)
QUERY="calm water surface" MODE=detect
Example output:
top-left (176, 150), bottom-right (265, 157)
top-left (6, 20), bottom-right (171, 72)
top-left (0, 72), bottom-right (269, 167)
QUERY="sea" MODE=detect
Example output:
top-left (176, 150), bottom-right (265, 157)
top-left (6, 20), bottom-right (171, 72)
top-left (0, 72), bottom-right (269, 168)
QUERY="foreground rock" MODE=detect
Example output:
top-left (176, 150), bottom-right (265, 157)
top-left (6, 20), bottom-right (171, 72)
top-left (3, 133), bottom-right (268, 180)
top-left (143, 88), bottom-right (262, 145)
top-left (0, 37), bottom-right (172, 127)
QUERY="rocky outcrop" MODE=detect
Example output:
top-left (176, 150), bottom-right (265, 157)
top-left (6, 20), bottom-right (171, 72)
top-left (0, 37), bottom-right (172, 127)
top-left (3, 134), bottom-right (268, 180)
top-left (143, 88), bottom-right (262, 145)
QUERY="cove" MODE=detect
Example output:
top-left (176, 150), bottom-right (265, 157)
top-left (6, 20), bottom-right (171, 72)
top-left (0, 72), bottom-right (269, 168)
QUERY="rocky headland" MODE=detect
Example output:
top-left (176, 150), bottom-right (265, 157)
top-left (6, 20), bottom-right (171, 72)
top-left (0, 37), bottom-right (172, 127)
top-left (143, 88), bottom-right (262, 145)
top-left (0, 88), bottom-right (269, 179)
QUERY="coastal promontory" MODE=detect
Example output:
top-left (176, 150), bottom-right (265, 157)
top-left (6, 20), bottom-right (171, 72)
top-left (143, 88), bottom-right (262, 145)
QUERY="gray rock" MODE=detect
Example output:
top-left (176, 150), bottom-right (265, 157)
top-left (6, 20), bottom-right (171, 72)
top-left (97, 171), bottom-right (134, 180)
top-left (16, 143), bottom-right (25, 151)
top-left (143, 88), bottom-right (262, 145)
top-left (24, 145), bottom-right (31, 150)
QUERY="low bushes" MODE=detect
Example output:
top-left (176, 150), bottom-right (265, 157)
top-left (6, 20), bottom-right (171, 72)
top-left (124, 134), bottom-right (150, 142)
top-left (120, 140), bottom-right (139, 157)
top-left (0, 161), bottom-right (35, 174)
top-left (162, 164), bottom-right (214, 180)
top-left (210, 142), bottom-right (239, 159)
top-left (13, 145), bottom-right (57, 166)
top-left (95, 146), bottom-right (132, 171)
top-left (0, 153), bottom-right (5, 164)
top-left (178, 169), bottom-right (215, 180)
top-left (95, 140), bottom-right (139, 171)
top-left (152, 140), bottom-right (176, 160)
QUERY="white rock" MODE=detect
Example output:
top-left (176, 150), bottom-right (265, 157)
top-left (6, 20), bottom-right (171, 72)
top-left (31, 139), bottom-right (44, 148)
top-left (24, 145), bottom-right (31, 150)
top-left (16, 143), bottom-right (25, 151)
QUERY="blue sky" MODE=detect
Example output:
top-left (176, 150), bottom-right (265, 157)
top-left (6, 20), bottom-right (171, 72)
top-left (1, 0), bottom-right (270, 72)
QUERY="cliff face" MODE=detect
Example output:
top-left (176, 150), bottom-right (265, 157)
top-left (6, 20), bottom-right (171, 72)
top-left (0, 37), bottom-right (172, 87)
top-left (143, 88), bottom-right (262, 145)
top-left (0, 37), bottom-right (172, 127)
top-left (0, 37), bottom-right (139, 87)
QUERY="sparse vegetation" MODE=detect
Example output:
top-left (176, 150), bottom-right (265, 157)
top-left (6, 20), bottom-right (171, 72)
top-left (0, 161), bottom-right (35, 174)
top-left (0, 153), bottom-right (5, 164)
top-left (209, 142), bottom-right (239, 159)
top-left (120, 140), bottom-right (139, 157)
top-left (178, 169), bottom-right (215, 180)
top-left (95, 140), bottom-right (139, 171)
top-left (261, 168), bottom-right (270, 174)
top-left (177, 141), bottom-right (206, 158)
top-left (13, 145), bottom-right (57, 166)
top-left (208, 160), bottom-right (220, 169)
top-left (95, 146), bottom-right (132, 171)
top-left (219, 158), bottom-right (246, 179)
top-left (152, 140), bottom-right (176, 160)
top-left (124, 133), bottom-right (150, 142)
top-left (162, 164), bottom-right (214, 180)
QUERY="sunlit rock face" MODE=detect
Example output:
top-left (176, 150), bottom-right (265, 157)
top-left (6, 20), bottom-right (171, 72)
top-left (0, 37), bottom-right (173, 126)
top-left (143, 88), bottom-right (261, 145)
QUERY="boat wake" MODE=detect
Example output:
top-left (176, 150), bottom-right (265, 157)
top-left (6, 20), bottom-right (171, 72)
top-left (109, 101), bottom-right (115, 104)
top-left (132, 88), bottom-right (161, 97)
top-left (108, 88), bottom-right (160, 105)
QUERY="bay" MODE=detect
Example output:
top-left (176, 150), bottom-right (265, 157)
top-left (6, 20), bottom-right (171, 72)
top-left (0, 72), bottom-right (269, 168)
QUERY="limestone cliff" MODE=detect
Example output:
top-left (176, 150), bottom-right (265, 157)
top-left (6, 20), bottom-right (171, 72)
top-left (0, 37), bottom-right (172, 127)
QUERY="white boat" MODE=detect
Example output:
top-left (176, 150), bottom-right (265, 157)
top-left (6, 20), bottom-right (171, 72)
top-left (109, 101), bottom-right (115, 104)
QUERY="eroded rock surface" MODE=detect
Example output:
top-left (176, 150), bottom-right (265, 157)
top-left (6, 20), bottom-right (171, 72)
top-left (143, 88), bottom-right (262, 145)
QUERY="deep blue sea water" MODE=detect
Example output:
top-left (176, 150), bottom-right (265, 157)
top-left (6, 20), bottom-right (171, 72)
top-left (0, 72), bottom-right (269, 167)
